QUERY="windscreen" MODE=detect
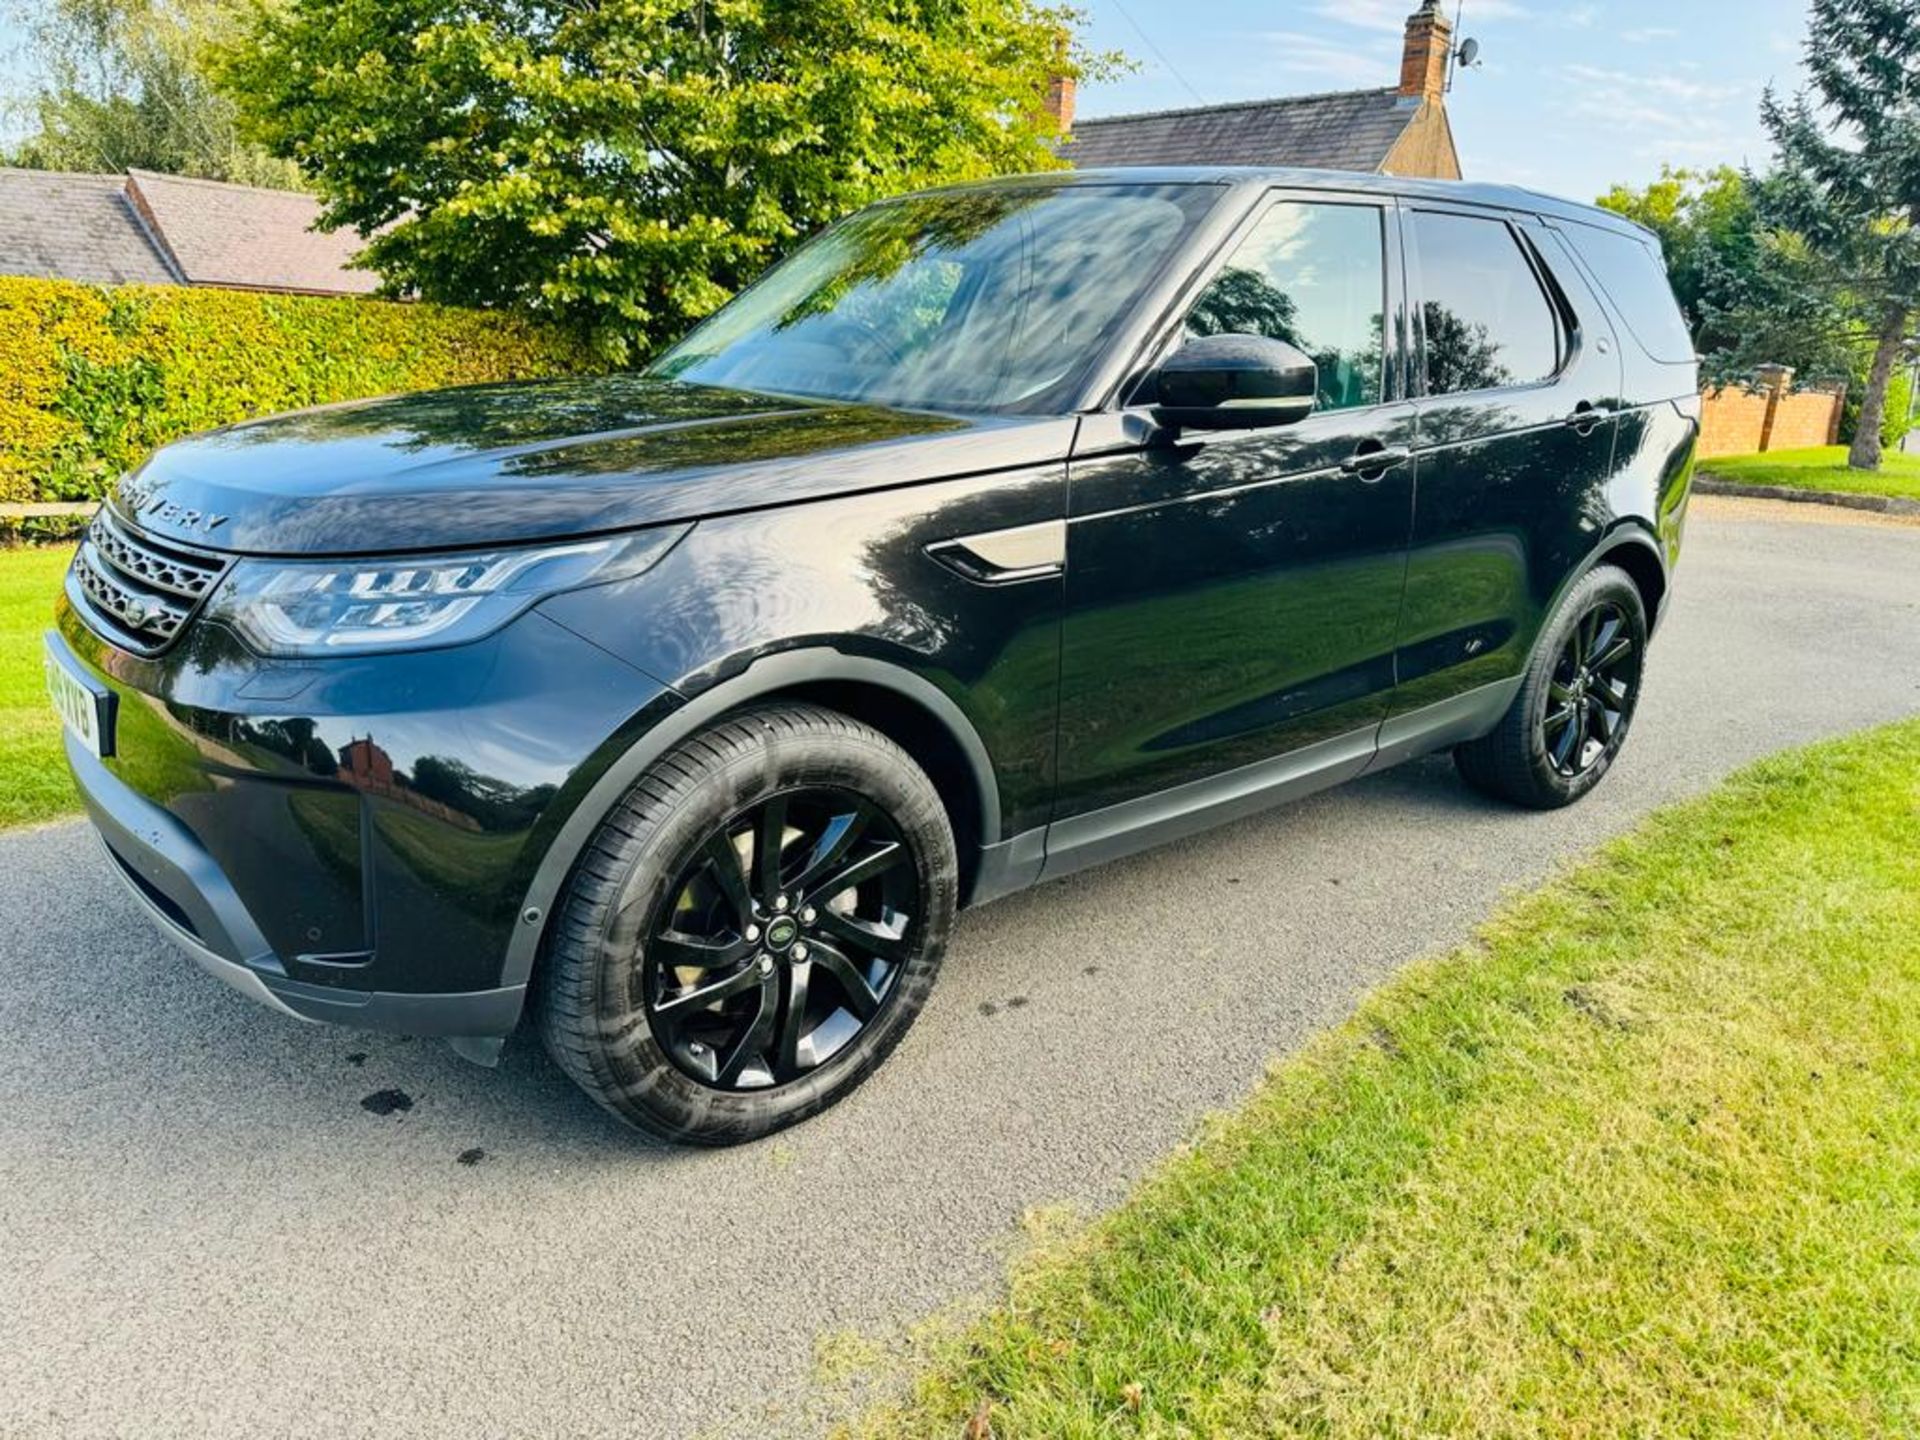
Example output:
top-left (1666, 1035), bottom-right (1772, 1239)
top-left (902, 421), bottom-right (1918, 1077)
top-left (650, 183), bottom-right (1221, 414)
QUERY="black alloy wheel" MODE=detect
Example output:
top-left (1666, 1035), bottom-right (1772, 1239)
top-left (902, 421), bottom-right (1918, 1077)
top-left (1540, 599), bottom-right (1639, 778)
top-left (538, 703), bottom-right (956, 1145)
top-left (1454, 564), bottom-right (1649, 810)
top-left (644, 789), bottom-right (919, 1090)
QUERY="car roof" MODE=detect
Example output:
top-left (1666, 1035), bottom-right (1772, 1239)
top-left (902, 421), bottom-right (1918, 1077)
top-left (923, 166), bottom-right (1654, 242)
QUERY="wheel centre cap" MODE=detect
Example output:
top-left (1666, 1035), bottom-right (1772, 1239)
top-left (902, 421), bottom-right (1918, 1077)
top-left (764, 916), bottom-right (800, 952)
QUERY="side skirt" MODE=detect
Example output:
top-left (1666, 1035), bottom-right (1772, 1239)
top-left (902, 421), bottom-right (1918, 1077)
top-left (965, 675), bottom-right (1523, 906)
top-left (1039, 727), bottom-right (1377, 885)
top-left (1364, 675), bottom-right (1523, 776)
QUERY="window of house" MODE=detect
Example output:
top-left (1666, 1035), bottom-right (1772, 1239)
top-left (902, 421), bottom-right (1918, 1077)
top-left (1184, 200), bottom-right (1387, 412)
top-left (1411, 211), bottom-right (1561, 395)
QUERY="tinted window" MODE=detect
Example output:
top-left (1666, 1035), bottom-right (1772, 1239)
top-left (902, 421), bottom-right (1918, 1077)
top-left (1412, 212), bottom-right (1560, 395)
top-left (1567, 223), bottom-right (1695, 364)
top-left (652, 183), bottom-right (1220, 415)
top-left (1185, 201), bottom-right (1386, 412)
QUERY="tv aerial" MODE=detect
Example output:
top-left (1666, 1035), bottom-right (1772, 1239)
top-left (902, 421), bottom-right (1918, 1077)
top-left (1447, 3), bottom-right (1483, 90)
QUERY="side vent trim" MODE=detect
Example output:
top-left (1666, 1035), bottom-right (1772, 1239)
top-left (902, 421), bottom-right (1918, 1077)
top-left (925, 519), bottom-right (1066, 585)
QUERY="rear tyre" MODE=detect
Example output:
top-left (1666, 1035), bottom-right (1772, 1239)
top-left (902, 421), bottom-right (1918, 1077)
top-left (537, 703), bottom-right (957, 1145)
top-left (1454, 565), bottom-right (1648, 810)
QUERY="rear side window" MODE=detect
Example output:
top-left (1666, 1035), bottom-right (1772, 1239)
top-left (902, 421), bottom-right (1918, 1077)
top-left (1566, 224), bottom-right (1695, 364)
top-left (1411, 211), bottom-right (1560, 395)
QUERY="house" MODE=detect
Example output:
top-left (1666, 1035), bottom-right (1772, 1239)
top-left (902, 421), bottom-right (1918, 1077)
top-left (1054, 0), bottom-right (1463, 180)
top-left (0, 166), bottom-right (378, 296)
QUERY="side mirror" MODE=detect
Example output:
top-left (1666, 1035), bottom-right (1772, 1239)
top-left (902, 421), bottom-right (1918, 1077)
top-left (1149, 333), bottom-right (1318, 431)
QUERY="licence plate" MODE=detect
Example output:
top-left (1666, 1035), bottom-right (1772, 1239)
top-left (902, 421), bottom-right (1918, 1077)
top-left (44, 634), bottom-right (115, 759)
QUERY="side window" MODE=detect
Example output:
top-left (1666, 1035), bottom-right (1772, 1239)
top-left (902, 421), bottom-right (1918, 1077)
top-left (1566, 223), bottom-right (1695, 364)
top-left (1185, 200), bottom-right (1386, 412)
top-left (1411, 211), bottom-right (1560, 395)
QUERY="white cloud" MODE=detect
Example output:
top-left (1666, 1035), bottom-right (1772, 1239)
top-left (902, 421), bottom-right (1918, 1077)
top-left (1621, 26), bottom-right (1679, 44)
top-left (1309, 1), bottom-right (1420, 34)
top-left (1259, 30), bottom-right (1395, 88)
top-left (1559, 62), bottom-right (1747, 116)
top-left (1535, 62), bottom-right (1756, 171)
top-left (1311, 0), bottom-right (1529, 34)
top-left (1653, 136), bottom-right (1746, 159)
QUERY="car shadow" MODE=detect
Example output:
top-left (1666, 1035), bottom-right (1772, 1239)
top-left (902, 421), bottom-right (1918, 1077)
top-left (3, 753), bottom-right (1495, 1174)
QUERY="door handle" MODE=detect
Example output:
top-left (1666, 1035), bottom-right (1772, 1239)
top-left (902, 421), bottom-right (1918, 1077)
top-left (1565, 401), bottom-right (1610, 435)
top-left (1339, 444), bottom-right (1412, 478)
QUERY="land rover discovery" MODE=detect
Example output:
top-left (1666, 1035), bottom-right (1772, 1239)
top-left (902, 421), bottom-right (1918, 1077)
top-left (49, 169), bottom-right (1698, 1143)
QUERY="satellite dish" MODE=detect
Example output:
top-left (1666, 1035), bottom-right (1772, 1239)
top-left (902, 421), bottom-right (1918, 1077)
top-left (1456, 36), bottom-right (1482, 68)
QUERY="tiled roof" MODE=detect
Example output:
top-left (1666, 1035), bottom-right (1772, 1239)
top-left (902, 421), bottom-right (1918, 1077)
top-left (0, 169), bottom-right (179, 285)
top-left (1062, 88), bottom-right (1419, 174)
top-left (0, 166), bottom-right (380, 295)
top-left (126, 169), bottom-right (378, 295)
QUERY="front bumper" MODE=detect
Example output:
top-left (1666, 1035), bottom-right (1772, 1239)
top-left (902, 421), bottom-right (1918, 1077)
top-left (53, 576), bottom-right (680, 1050)
top-left (72, 732), bottom-right (528, 1040)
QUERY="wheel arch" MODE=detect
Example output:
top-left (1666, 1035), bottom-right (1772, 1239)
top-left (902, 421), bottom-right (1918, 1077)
top-left (1592, 526), bottom-right (1668, 630)
top-left (1550, 523), bottom-right (1668, 635)
top-left (498, 650), bottom-right (1002, 994)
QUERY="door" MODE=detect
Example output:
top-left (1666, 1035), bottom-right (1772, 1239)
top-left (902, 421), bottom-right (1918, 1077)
top-left (1049, 193), bottom-right (1417, 850)
top-left (1389, 206), bottom-right (1624, 725)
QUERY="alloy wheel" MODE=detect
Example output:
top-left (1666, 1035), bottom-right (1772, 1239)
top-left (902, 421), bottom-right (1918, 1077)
top-left (1541, 599), bottom-right (1640, 778)
top-left (642, 788), bottom-right (918, 1090)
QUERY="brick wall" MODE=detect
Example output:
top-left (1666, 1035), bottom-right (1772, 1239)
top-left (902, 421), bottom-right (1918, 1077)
top-left (1766, 390), bottom-right (1844, 450)
top-left (1698, 387), bottom-right (1772, 458)
top-left (1697, 373), bottom-right (1844, 459)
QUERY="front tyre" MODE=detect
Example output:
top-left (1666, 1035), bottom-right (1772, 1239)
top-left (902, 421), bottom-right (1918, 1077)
top-left (537, 703), bottom-right (957, 1145)
top-left (1454, 565), bottom-right (1648, 810)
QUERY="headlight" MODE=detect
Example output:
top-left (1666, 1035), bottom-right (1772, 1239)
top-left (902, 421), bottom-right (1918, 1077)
top-left (206, 525), bottom-right (690, 656)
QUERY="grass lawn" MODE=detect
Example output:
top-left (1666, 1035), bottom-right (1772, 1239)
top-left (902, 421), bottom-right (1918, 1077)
top-left (850, 717), bottom-right (1920, 1439)
top-left (0, 545), bottom-right (80, 829)
top-left (1700, 444), bottom-right (1920, 503)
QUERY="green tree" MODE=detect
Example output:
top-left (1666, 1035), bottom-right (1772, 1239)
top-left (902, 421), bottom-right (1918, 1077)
top-left (1761, 0), bottom-right (1920, 471)
top-left (1185, 267), bottom-right (1300, 342)
top-left (6, 0), bottom-right (300, 186)
top-left (218, 0), bottom-right (1113, 360)
top-left (1598, 166), bottom-right (1860, 386)
top-left (1599, 167), bottom-right (1750, 362)
top-left (1421, 304), bottom-right (1509, 395)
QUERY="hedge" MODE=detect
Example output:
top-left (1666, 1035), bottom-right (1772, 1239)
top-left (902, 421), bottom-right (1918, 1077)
top-left (0, 276), bottom-right (603, 506)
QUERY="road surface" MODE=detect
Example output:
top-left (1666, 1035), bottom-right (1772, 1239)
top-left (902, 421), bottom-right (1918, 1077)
top-left (3, 498), bottom-right (1917, 1439)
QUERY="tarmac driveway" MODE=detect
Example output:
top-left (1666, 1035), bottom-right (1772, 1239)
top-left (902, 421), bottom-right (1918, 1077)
top-left (3, 498), bottom-right (1918, 1439)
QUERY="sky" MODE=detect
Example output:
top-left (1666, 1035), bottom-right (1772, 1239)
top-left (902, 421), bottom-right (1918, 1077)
top-left (1072, 0), bottom-right (1817, 203)
top-left (0, 1), bottom-right (1817, 203)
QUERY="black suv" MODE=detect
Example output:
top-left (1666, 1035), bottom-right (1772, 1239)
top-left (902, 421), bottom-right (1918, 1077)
top-left (48, 170), bottom-right (1698, 1143)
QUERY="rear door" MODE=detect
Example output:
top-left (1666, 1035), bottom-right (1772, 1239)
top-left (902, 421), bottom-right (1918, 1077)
top-left (1388, 205), bottom-right (1624, 729)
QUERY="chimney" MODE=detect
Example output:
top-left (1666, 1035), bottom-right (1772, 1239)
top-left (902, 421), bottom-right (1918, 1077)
top-left (1043, 31), bottom-right (1076, 134)
top-left (1045, 73), bottom-right (1077, 133)
top-left (1399, 0), bottom-right (1453, 104)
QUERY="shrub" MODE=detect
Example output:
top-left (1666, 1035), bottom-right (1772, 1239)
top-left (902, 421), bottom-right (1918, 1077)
top-left (1837, 357), bottom-right (1915, 451)
top-left (0, 276), bottom-right (602, 505)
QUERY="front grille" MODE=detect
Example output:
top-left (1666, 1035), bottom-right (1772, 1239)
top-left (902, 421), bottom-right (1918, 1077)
top-left (70, 508), bottom-right (231, 655)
